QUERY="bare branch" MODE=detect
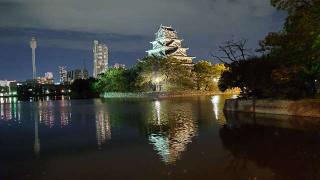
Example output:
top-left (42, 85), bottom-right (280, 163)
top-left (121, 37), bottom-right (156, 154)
top-left (211, 38), bottom-right (252, 64)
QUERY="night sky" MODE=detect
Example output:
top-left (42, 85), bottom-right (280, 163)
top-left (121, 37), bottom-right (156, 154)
top-left (0, 0), bottom-right (286, 81)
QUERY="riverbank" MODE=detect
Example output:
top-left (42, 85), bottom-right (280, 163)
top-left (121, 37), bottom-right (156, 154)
top-left (224, 99), bottom-right (320, 118)
top-left (101, 91), bottom-right (236, 99)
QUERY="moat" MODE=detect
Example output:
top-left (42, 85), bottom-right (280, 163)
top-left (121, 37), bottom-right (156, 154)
top-left (1, 95), bottom-right (320, 180)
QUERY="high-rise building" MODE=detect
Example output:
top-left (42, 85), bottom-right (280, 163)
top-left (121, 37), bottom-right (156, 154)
top-left (113, 63), bottom-right (126, 69)
top-left (59, 66), bottom-right (68, 84)
top-left (93, 40), bottom-right (108, 78)
top-left (66, 68), bottom-right (89, 83)
top-left (37, 72), bottom-right (54, 85)
top-left (146, 25), bottom-right (195, 65)
top-left (30, 37), bottom-right (37, 79)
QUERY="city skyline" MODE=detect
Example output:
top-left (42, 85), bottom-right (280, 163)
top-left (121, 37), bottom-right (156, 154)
top-left (0, 0), bottom-right (286, 80)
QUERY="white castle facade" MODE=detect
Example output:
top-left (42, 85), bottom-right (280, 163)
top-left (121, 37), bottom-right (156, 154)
top-left (93, 40), bottom-right (109, 78)
top-left (146, 25), bottom-right (195, 65)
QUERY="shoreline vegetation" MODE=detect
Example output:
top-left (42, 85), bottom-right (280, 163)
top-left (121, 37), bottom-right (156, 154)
top-left (221, 0), bottom-right (320, 117)
top-left (101, 90), bottom-right (238, 99)
top-left (93, 57), bottom-right (236, 99)
top-left (218, 0), bottom-right (320, 100)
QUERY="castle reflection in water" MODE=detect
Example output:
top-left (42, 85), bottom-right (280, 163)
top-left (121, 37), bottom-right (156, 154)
top-left (148, 100), bottom-right (198, 164)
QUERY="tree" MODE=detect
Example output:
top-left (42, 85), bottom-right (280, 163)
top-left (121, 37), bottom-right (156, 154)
top-left (217, 0), bottom-right (320, 99)
top-left (135, 56), bottom-right (194, 91)
top-left (71, 78), bottom-right (99, 98)
top-left (212, 39), bottom-right (253, 64)
top-left (193, 61), bottom-right (226, 91)
top-left (219, 57), bottom-right (280, 98)
top-left (261, 0), bottom-right (320, 97)
top-left (93, 68), bottom-right (130, 92)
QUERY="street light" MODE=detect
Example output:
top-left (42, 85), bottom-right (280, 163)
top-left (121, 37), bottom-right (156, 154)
top-left (153, 77), bottom-right (161, 92)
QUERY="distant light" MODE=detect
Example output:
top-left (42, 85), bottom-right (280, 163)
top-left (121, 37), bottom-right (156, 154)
top-left (231, 95), bottom-right (238, 99)
top-left (61, 90), bottom-right (65, 93)
top-left (28, 89), bottom-right (33, 92)
top-left (155, 77), bottom-right (161, 83)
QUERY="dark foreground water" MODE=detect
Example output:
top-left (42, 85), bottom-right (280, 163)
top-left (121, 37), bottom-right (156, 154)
top-left (1, 95), bottom-right (320, 180)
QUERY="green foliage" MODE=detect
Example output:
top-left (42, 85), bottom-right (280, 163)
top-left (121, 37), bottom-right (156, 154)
top-left (135, 56), bottom-right (195, 91)
top-left (193, 60), bottom-right (225, 91)
top-left (220, 0), bottom-right (320, 99)
top-left (94, 57), bottom-right (226, 93)
top-left (93, 68), bottom-right (133, 92)
top-left (219, 57), bottom-right (280, 98)
top-left (262, 0), bottom-right (320, 98)
top-left (71, 78), bottom-right (99, 98)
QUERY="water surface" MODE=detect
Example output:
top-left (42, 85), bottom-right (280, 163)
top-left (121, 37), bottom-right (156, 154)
top-left (1, 96), bottom-right (320, 180)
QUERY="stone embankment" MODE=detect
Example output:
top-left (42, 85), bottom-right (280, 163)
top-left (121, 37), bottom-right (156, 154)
top-left (224, 99), bottom-right (320, 118)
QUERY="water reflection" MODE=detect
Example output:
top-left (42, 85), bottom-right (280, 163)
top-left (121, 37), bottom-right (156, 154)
top-left (222, 111), bottom-right (320, 179)
top-left (37, 99), bottom-right (73, 128)
top-left (38, 101), bottom-right (55, 127)
top-left (95, 110), bottom-right (111, 148)
top-left (211, 95), bottom-right (226, 125)
top-left (0, 97), bottom-right (19, 122)
top-left (59, 99), bottom-right (72, 127)
top-left (148, 100), bottom-right (198, 164)
top-left (33, 103), bottom-right (40, 155)
top-left (2, 96), bottom-right (320, 179)
top-left (154, 100), bottom-right (161, 125)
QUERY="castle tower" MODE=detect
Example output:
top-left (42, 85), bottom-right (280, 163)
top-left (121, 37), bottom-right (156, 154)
top-left (146, 25), bottom-right (195, 65)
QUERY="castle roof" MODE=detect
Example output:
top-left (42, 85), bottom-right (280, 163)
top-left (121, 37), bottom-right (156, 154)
top-left (160, 25), bottom-right (175, 31)
top-left (147, 25), bottom-right (195, 64)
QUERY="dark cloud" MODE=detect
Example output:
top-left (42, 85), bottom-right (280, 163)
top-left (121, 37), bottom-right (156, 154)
top-left (0, 27), bottom-right (150, 51)
top-left (0, 0), bottom-right (286, 80)
top-left (0, 0), bottom-right (284, 35)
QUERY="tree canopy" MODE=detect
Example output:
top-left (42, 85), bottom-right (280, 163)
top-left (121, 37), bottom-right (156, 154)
top-left (93, 57), bottom-right (226, 93)
top-left (193, 61), bottom-right (226, 91)
top-left (218, 0), bottom-right (320, 99)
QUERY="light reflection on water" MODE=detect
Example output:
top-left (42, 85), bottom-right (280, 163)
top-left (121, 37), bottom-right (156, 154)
top-left (95, 104), bottom-right (111, 148)
top-left (0, 95), bottom-right (320, 179)
top-left (0, 97), bottom-right (19, 122)
top-left (148, 100), bottom-right (198, 164)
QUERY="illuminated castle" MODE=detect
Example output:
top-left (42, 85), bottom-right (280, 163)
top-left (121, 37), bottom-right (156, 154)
top-left (146, 25), bottom-right (195, 65)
